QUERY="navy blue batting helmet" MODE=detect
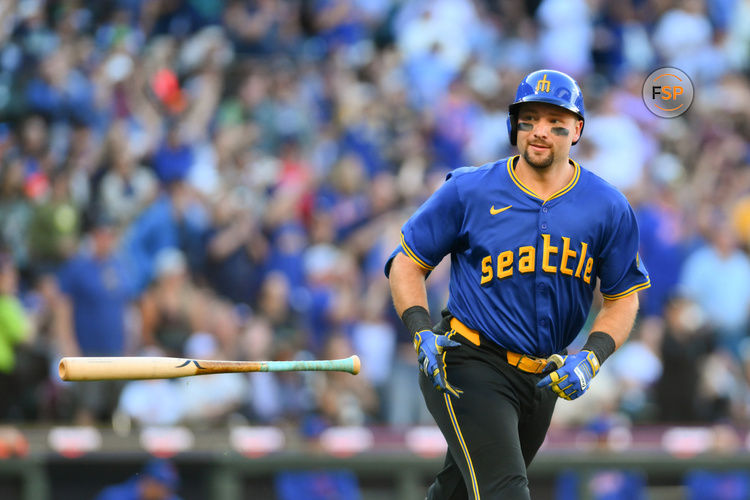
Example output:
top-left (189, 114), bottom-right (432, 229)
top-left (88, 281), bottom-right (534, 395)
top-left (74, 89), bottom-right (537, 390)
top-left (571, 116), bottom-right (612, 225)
top-left (507, 69), bottom-right (585, 146)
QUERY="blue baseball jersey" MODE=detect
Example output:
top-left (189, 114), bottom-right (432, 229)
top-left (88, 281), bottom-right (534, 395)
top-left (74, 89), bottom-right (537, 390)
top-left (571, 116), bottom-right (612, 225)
top-left (385, 155), bottom-right (650, 357)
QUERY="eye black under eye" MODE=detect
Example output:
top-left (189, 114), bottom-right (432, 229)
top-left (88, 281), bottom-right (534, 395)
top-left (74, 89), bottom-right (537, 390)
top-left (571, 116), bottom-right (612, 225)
top-left (517, 122), bottom-right (533, 131)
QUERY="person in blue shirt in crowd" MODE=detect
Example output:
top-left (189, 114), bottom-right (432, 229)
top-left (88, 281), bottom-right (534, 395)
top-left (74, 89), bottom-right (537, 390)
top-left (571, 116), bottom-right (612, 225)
top-left (95, 458), bottom-right (182, 500)
top-left (57, 214), bottom-right (135, 357)
top-left (57, 214), bottom-right (136, 423)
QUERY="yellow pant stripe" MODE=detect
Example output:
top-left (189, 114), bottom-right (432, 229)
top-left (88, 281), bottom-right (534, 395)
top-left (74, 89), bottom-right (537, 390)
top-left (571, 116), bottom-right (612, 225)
top-left (444, 393), bottom-right (480, 499)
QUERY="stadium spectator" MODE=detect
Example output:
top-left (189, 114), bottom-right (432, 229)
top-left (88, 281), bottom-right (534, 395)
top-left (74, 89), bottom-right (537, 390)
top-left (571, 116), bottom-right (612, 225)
top-left (176, 331), bottom-right (247, 425)
top-left (56, 216), bottom-right (136, 423)
top-left (98, 124), bottom-right (159, 225)
top-left (94, 458), bottom-right (182, 500)
top-left (636, 163), bottom-right (694, 317)
top-left (607, 321), bottom-right (663, 421)
top-left (26, 167), bottom-right (80, 268)
top-left (317, 333), bottom-right (378, 426)
top-left (238, 314), bottom-right (315, 425)
top-left (678, 217), bottom-right (750, 359)
top-left (655, 293), bottom-right (715, 423)
top-left (117, 369), bottom-right (185, 427)
top-left (204, 193), bottom-right (267, 305)
top-left (0, 252), bottom-right (32, 419)
top-left (139, 248), bottom-right (204, 357)
top-left (0, 156), bottom-right (33, 268)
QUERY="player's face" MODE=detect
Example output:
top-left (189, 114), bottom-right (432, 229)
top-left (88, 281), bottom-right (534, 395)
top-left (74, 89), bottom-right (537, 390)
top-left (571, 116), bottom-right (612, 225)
top-left (516, 103), bottom-right (582, 170)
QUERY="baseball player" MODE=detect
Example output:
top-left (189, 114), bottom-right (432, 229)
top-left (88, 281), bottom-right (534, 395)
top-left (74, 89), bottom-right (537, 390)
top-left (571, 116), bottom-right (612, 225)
top-left (385, 69), bottom-right (650, 499)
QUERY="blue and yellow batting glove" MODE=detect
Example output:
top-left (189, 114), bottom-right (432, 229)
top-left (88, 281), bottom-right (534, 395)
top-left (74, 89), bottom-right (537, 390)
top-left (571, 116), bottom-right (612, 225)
top-left (536, 350), bottom-right (600, 401)
top-left (414, 330), bottom-right (463, 398)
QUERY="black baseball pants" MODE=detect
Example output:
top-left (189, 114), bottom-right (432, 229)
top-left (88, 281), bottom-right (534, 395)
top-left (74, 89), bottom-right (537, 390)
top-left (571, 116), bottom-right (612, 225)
top-left (419, 322), bottom-right (558, 500)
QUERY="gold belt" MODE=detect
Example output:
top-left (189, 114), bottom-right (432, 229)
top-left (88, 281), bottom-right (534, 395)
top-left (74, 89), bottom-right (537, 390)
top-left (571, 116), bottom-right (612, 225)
top-left (449, 317), bottom-right (550, 374)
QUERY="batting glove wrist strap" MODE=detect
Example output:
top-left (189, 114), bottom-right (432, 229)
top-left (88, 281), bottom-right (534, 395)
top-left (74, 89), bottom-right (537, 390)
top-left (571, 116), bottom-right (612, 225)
top-left (582, 331), bottom-right (616, 366)
top-left (401, 305), bottom-right (433, 337)
top-left (536, 350), bottom-right (600, 400)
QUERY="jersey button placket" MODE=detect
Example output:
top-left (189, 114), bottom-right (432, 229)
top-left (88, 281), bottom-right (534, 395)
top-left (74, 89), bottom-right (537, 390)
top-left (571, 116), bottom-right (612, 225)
top-left (540, 206), bottom-right (549, 230)
top-left (537, 204), bottom-right (551, 334)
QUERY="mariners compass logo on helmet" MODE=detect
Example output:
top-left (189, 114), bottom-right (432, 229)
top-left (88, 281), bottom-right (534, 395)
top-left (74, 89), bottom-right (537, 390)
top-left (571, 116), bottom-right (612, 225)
top-left (507, 69), bottom-right (585, 146)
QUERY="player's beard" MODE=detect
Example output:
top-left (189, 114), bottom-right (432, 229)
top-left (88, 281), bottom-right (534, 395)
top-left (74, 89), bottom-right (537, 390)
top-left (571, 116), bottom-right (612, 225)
top-left (522, 146), bottom-right (555, 170)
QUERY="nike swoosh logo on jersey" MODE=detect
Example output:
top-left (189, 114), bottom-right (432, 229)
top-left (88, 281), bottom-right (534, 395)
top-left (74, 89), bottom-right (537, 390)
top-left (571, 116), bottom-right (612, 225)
top-left (490, 205), bottom-right (512, 215)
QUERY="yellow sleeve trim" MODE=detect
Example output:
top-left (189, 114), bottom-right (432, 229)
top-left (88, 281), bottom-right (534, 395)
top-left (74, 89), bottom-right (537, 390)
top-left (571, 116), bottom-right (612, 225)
top-left (400, 233), bottom-right (435, 271)
top-left (601, 279), bottom-right (651, 300)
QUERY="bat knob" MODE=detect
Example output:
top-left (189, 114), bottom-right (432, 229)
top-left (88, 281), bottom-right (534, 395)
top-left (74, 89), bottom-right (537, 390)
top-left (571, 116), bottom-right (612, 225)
top-left (543, 353), bottom-right (565, 375)
top-left (351, 355), bottom-right (361, 375)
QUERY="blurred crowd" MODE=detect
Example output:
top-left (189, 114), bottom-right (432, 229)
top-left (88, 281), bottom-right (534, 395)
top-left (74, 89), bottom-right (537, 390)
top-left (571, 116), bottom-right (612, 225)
top-left (1, 0), bottom-right (750, 437)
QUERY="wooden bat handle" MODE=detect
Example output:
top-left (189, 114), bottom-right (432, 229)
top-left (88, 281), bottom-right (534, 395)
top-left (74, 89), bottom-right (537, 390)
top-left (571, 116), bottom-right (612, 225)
top-left (59, 356), bottom-right (361, 381)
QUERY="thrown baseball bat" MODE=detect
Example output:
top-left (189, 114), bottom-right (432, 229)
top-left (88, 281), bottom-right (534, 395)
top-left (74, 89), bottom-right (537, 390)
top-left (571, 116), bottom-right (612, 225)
top-left (59, 355), bottom-right (361, 381)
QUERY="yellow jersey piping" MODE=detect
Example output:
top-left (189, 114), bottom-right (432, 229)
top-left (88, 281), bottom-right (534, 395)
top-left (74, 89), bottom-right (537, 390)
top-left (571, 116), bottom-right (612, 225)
top-left (506, 156), bottom-right (581, 204)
